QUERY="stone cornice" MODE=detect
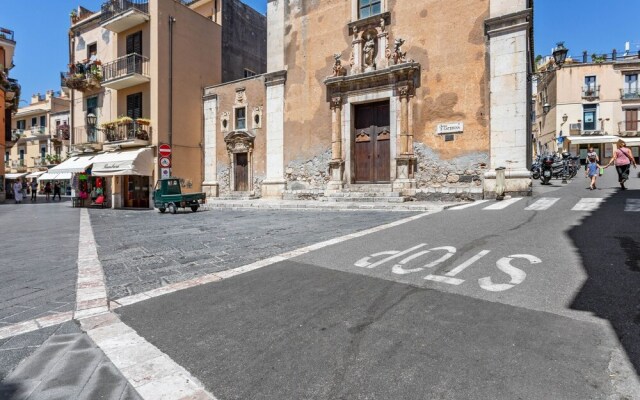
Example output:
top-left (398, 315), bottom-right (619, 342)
top-left (485, 9), bottom-right (532, 38)
top-left (347, 12), bottom-right (391, 35)
top-left (264, 70), bottom-right (287, 87)
top-left (324, 62), bottom-right (421, 101)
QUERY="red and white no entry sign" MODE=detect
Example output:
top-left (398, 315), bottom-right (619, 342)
top-left (159, 144), bottom-right (172, 158)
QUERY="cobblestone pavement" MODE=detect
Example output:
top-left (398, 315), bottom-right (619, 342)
top-left (89, 208), bottom-right (417, 300)
top-left (0, 321), bottom-right (140, 400)
top-left (0, 201), bottom-right (79, 327)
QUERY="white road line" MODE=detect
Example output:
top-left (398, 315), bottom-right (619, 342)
top-left (525, 197), bottom-right (560, 211)
top-left (0, 312), bottom-right (74, 340)
top-left (571, 198), bottom-right (605, 212)
top-left (111, 209), bottom-right (442, 309)
top-left (448, 200), bottom-right (489, 210)
top-left (483, 197), bottom-right (523, 210)
top-left (76, 210), bottom-right (217, 400)
top-left (625, 199), bottom-right (640, 212)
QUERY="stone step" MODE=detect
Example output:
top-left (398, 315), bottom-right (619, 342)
top-left (344, 184), bottom-right (393, 193)
top-left (218, 192), bottom-right (258, 200)
top-left (325, 191), bottom-right (401, 198)
top-left (323, 196), bottom-right (407, 203)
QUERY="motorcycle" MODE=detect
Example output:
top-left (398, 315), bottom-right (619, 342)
top-left (530, 156), bottom-right (541, 180)
top-left (540, 155), bottom-right (555, 184)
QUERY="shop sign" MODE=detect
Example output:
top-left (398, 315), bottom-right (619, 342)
top-left (436, 122), bottom-right (464, 134)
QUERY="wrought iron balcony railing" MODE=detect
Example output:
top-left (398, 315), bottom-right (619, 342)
top-left (101, 0), bottom-right (149, 23)
top-left (73, 126), bottom-right (105, 145)
top-left (581, 85), bottom-right (600, 98)
top-left (102, 121), bottom-right (152, 143)
top-left (0, 27), bottom-right (15, 42)
top-left (102, 53), bottom-right (149, 83)
top-left (621, 87), bottom-right (640, 100)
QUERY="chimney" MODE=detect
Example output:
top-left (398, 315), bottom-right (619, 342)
top-left (46, 90), bottom-right (54, 100)
top-left (31, 93), bottom-right (41, 104)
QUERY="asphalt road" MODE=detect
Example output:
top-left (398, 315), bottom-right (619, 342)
top-left (117, 172), bottom-right (640, 399)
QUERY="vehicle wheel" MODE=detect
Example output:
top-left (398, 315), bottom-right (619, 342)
top-left (158, 207), bottom-right (166, 213)
top-left (542, 176), bottom-right (551, 185)
top-left (532, 171), bottom-right (540, 180)
top-left (168, 203), bottom-right (177, 214)
top-left (190, 205), bottom-right (199, 212)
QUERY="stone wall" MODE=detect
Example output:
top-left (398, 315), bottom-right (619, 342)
top-left (284, 148), bottom-right (332, 191)
top-left (413, 143), bottom-right (488, 200)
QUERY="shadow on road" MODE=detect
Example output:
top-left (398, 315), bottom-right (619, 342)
top-left (568, 188), bottom-right (640, 375)
top-left (0, 382), bottom-right (21, 400)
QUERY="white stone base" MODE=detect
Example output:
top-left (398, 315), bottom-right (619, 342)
top-left (261, 180), bottom-right (286, 198)
top-left (483, 169), bottom-right (532, 198)
top-left (202, 181), bottom-right (219, 198)
top-left (392, 179), bottom-right (416, 196)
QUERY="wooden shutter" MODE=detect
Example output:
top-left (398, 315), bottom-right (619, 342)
top-left (126, 93), bottom-right (143, 119)
top-left (126, 31), bottom-right (142, 55)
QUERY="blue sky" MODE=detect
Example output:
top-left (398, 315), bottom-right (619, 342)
top-left (1, 1), bottom-right (638, 101)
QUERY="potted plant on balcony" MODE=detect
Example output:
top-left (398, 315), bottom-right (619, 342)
top-left (135, 118), bottom-right (151, 140)
top-left (101, 121), bottom-right (117, 142)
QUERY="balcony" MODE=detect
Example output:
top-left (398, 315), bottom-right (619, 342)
top-left (101, 119), bottom-right (152, 147)
top-left (1, 76), bottom-right (20, 111)
top-left (30, 126), bottom-right (46, 136)
top-left (581, 85), bottom-right (600, 99)
top-left (620, 87), bottom-right (640, 100)
top-left (10, 129), bottom-right (24, 141)
top-left (0, 27), bottom-right (16, 68)
top-left (618, 120), bottom-right (640, 137)
top-left (55, 124), bottom-right (71, 141)
top-left (11, 160), bottom-right (27, 172)
top-left (100, 0), bottom-right (149, 33)
top-left (101, 54), bottom-right (150, 90)
top-left (61, 61), bottom-right (102, 93)
top-left (73, 126), bottom-right (105, 151)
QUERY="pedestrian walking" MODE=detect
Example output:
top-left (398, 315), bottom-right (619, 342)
top-left (604, 139), bottom-right (637, 190)
top-left (53, 181), bottom-right (62, 201)
top-left (13, 179), bottom-right (23, 204)
top-left (585, 146), bottom-right (600, 190)
top-left (44, 181), bottom-right (52, 201)
top-left (31, 180), bottom-right (38, 202)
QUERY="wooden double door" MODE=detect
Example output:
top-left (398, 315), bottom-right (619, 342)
top-left (123, 175), bottom-right (149, 208)
top-left (354, 101), bottom-right (391, 183)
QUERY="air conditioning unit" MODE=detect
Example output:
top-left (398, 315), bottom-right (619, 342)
top-left (569, 123), bottom-right (581, 131)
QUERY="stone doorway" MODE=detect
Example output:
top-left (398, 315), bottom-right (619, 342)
top-left (353, 101), bottom-right (391, 183)
top-left (234, 153), bottom-right (249, 191)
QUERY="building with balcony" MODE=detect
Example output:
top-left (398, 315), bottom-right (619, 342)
top-left (202, 0), bottom-right (535, 200)
top-left (1, 26), bottom-right (20, 202)
top-left (534, 44), bottom-right (640, 164)
top-left (63, 0), bottom-right (266, 208)
top-left (4, 90), bottom-right (71, 194)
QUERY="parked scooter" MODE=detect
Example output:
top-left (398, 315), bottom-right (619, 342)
top-left (540, 154), bottom-right (555, 184)
top-left (530, 156), bottom-right (541, 180)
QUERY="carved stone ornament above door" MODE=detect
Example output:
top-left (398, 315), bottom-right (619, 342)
top-left (224, 130), bottom-right (255, 154)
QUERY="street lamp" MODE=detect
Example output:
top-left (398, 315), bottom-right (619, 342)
top-left (534, 42), bottom-right (570, 80)
top-left (543, 103), bottom-right (550, 114)
top-left (86, 113), bottom-right (97, 142)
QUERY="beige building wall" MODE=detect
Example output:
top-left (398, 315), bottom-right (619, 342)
top-left (152, 0), bottom-right (221, 193)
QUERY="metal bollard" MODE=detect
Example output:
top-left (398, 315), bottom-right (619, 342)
top-left (495, 167), bottom-right (506, 200)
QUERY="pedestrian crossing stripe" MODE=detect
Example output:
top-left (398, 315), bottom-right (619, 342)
top-left (449, 198), bottom-right (639, 212)
top-left (524, 197), bottom-right (560, 211)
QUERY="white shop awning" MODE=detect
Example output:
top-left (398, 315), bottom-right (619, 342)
top-left (48, 154), bottom-right (98, 174)
top-left (38, 172), bottom-right (72, 181)
top-left (564, 135), bottom-right (620, 145)
top-left (26, 171), bottom-right (47, 178)
top-left (5, 172), bottom-right (28, 179)
top-left (622, 137), bottom-right (640, 146)
top-left (91, 148), bottom-right (154, 177)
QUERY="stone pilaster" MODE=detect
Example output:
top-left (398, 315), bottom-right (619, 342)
top-left (484, 3), bottom-right (533, 198)
top-left (394, 85), bottom-right (416, 195)
top-left (327, 96), bottom-right (344, 192)
top-left (262, 70), bottom-right (287, 198)
top-left (202, 90), bottom-right (219, 197)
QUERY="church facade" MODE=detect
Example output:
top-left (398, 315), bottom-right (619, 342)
top-left (203, 0), bottom-right (534, 200)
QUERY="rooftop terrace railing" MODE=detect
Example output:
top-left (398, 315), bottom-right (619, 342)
top-left (100, 0), bottom-right (149, 23)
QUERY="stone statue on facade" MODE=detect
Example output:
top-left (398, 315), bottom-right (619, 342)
top-left (389, 38), bottom-right (407, 65)
top-left (362, 35), bottom-right (376, 72)
top-left (332, 53), bottom-right (347, 77)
